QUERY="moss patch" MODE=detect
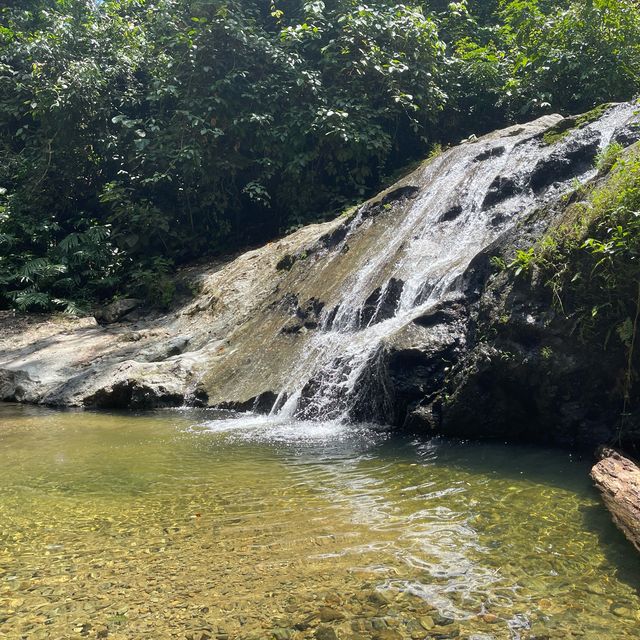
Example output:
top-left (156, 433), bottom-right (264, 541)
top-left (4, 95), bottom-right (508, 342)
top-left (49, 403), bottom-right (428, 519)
top-left (542, 103), bottom-right (612, 146)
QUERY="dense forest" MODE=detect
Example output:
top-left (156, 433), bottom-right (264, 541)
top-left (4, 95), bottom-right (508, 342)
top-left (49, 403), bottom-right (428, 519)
top-left (1, 0), bottom-right (639, 312)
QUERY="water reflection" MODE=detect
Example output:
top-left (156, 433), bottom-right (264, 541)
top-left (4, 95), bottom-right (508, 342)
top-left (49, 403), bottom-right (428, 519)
top-left (0, 404), bottom-right (639, 640)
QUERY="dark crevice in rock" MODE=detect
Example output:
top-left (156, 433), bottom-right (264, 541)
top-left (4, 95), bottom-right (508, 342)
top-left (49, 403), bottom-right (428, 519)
top-left (439, 204), bottom-right (463, 222)
top-left (320, 224), bottom-right (349, 249)
top-left (276, 254), bottom-right (297, 271)
top-left (217, 390), bottom-right (278, 414)
top-left (323, 304), bottom-right (340, 330)
top-left (281, 297), bottom-right (325, 334)
top-left (411, 281), bottom-right (437, 307)
top-left (360, 278), bottom-right (404, 327)
top-left (530, 133), bottom-right (601, 193)
top-left (413, 302), bottom-right (464, 328)
top-left (187, 387), bottom-right (209, 407)
top-left (474, 146), bottom-right (506, 162)
top-left (613, 124), bottom-right (640, 148)
top-left (360, 185), bottom-right (419, 219)
top-left (482, 176), bottom-right (520, 210)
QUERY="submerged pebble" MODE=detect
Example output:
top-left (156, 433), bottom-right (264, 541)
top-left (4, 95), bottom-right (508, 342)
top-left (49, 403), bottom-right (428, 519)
top-left (1, 407), bottom-right (639, 640)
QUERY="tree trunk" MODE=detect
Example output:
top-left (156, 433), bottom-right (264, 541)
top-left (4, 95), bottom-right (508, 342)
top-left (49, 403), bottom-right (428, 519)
top-left (591, 448), bottom-right (640, 553)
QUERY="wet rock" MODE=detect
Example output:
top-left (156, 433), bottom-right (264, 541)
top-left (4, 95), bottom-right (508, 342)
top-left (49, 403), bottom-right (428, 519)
top-left (529, 131), bottom-right (601, 192)
top-left (0, 369), bottom-right (34, 402)
top-left (222, 390), bottom-right (279, 413)
top-left (482, 176), bottom-right (519, 209)
top-left (282, 298), bottom-right (325, 335)
top-left (372, 630), bottom-right (403, 640)
top-left (431, 626), bottom-right (460, 639)
top-left (479, 613), bottom-right (499, 624)
top-left (318, 607), bottom-right (345, 623)
top-left (315, 625), bottom-right (339, 640)
top-left (360, 279), bottom-right (404, 327)
top-left (419, 616), bottom-right (434, 630)
top-left (439, 204), bottom-right (463, 222)
top-left (367, 591), bottom-right (391, 608)
top-left (403, 403), bottom-right (439, 431)
top-left (294, 617), bottom-right (314, 631)
top-left (83, 379), bottom-right (184, 410)
top-left (432, 613), bottom-right (456, 626)
top-left (474, 146), bottom-right (506, 162)
top-left (611, 605), bottom-right (634, 618)
top-left (361, 185), bottom-right (420, 219)
top-left (276, 254), bottom-right (297, 271)
top-left (413, 301), bottom-right (464, 329)
top-left (612, 123), bottom-right (640, 148)
top-left (371, 618), bottom-right (388, 631)
top-left (377, 307), bottom-right (466, 426)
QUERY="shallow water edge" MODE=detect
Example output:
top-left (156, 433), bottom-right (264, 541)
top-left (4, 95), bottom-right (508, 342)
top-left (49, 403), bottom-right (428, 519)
top-left (1, 404), bottom-right (639, 640)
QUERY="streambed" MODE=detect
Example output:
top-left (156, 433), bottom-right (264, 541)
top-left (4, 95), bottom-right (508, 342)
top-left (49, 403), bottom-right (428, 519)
top-left (0, 404), bottom-right (639, 639)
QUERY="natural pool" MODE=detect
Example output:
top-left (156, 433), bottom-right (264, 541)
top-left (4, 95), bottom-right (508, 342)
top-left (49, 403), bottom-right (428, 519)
top-left (0, 404), bottom-right (639, 640)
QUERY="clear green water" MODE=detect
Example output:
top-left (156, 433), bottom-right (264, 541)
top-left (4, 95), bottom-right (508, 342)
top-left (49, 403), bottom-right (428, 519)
top-left (1, 405), bottom-right (639, 640)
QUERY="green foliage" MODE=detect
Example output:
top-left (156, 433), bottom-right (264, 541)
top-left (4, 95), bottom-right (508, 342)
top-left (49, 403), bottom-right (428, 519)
top-left (499, 0), bottom-right (640, 115)
top-left (596, 142), bottom-right (625, 173)
top-left (1, 0), bottom-right (639, 311)
top-left (511, 146), bottom-right (640, 422)
top-left (542, 104), bottom-right (612, 146)
top-left (489, 255), bottom-right (507, 271)
top-left (509, 247), bottom-right (535, 276)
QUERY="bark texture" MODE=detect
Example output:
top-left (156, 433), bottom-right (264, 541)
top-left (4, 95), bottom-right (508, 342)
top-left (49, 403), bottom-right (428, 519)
top-left (591, 448), bottom-right (640, 553)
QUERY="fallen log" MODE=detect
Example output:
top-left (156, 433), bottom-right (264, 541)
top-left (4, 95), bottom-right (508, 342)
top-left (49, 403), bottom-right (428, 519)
top-left (591, 448), bottom-right (640, 553)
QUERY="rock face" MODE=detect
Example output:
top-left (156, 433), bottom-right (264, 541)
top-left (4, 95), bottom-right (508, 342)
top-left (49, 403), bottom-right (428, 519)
top-left (591, 450), bottom-right (640, 553)
top-left (1, 102), bottom-right (639, 452)
top-left (94, 298), bottom-right (141, 324)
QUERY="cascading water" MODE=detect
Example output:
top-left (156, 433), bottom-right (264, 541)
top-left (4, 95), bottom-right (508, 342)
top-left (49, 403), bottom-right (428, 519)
top-left (271, 103), bottom-right (639, 423)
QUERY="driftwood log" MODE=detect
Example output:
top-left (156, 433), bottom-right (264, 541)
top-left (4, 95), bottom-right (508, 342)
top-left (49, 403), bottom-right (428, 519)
top-left (591, 448), bottom-right (640, 553)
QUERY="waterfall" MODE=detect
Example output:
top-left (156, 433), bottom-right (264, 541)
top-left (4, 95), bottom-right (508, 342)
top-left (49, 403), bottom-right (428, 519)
top-left (270, 103), bottom-right (639, 423)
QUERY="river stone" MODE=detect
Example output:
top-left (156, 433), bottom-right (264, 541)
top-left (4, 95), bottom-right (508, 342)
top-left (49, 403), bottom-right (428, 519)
top-left (372, 630), bottom-right (403, 640)
top-left (431, 626), bottom-right (460, 639)
top-left (432, 613), bottom-right (455, 626)
top-left (318, 607), bottom-right (345, 622)
top-left (315, 625), bottom-right (339, 640)
top-left (419, 616), bottom-right (434, 630)
top-left (479, 613), bottom-right (499, 624)
top-left (367, 592), bottom-right (391, 608)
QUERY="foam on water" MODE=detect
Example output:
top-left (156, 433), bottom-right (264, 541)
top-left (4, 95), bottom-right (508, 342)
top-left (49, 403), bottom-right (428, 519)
top-left (194, 411), bottom-right (380, 445)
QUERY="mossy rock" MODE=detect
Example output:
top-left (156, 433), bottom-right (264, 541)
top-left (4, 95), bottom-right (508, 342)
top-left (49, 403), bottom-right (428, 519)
top-left (542, 103), bottom-right (612, 145)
